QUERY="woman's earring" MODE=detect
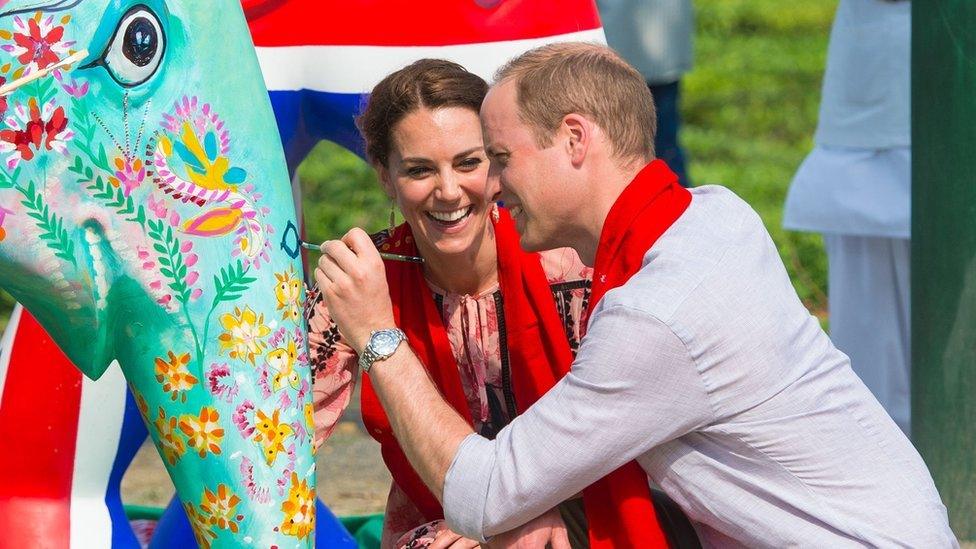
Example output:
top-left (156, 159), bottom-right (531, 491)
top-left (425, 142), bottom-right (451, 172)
top-left (389, 201), bottom-right (396, 232)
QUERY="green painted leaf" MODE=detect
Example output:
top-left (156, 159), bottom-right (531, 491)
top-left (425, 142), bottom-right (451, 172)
top-left (97, 144), bottom-right (109, 171)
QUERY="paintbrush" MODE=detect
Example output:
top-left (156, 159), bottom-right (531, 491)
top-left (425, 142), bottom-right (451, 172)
top-left (300, 239), bottom-right (424, 263)
top-left (0, 49), bottom-right (88, 97)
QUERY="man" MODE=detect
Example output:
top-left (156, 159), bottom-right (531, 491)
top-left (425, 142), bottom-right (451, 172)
top-left (315, 43), bottom-right (955, 547)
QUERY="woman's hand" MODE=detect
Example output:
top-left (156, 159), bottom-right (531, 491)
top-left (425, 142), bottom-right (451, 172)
top-left (428, 527), bottom-right (482, 549)
top-left (314, 228), bottom-right (397, 353)
top-left (395, 520), bottom-right (481, 549)
top-left (485, 508), bottom-right (571, 549)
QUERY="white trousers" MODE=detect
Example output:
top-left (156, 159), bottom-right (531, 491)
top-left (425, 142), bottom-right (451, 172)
top-left (824, 234), bottom-right (911, 435)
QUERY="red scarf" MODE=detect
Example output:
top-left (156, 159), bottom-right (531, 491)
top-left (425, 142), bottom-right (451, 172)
top-left (580, 159), bottom-right (692, 548)
top-left (362, 160), bottom-right (687, 546)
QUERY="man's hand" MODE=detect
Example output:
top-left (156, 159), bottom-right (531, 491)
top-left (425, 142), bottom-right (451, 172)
top-left (485, 508), bottom-right (571, 549)
top-left (314, 228), bottom-right (397, 353)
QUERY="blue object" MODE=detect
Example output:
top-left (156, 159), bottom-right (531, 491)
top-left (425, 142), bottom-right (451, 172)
top-left (649, 81), bottom-right (691, 188)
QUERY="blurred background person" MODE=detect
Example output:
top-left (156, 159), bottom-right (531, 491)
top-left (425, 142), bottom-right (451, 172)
top-left (784, 0), bottom-right (912, 434)
top-left (598, 0), bottom-right (694, 187)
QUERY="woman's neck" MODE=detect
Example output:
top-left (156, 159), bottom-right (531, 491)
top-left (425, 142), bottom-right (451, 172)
top-left (416, 220), bottom-right (498, 297)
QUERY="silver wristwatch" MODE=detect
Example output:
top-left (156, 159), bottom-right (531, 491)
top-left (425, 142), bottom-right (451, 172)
top-left (358, 328), bottom-right (406, 374)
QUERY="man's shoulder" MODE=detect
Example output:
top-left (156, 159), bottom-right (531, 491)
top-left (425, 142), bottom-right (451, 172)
top-left (600, 185), bottom-right (771, 320)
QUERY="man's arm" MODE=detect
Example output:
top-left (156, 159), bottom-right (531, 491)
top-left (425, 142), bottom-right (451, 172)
top-left (440, 302), bottom-right (712, 539)
top-left (316, 229), bottom-right (713, 540)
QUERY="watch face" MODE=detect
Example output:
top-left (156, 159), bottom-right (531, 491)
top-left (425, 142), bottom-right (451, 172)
top-left (371, 330), bottom-right (401, 355)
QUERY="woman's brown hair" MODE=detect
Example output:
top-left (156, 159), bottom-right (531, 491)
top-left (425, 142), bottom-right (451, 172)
top-left (357, 59), bottom-right (489, 167)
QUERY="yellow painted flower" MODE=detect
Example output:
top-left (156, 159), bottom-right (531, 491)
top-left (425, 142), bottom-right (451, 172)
top-left (200, 484), bottom-right (242, 533)
top-left (218, 305), bottom-right (270, 365)
top-left (154, 350), bottom-right (198, 402)
top-left (179, 406), bottom-right (224, 458)
top-left (267, 337), bottom-right (299, 392)
top-left (184, 502), bottom-right (217, 549)
top-left (274, 266), bottom-right (302, 322)
top-left (253, 408), bottom-right (294, 465)
top-left (153, 407), bottom-right (186, 465)
top-left (304, 403), bottom-right (316, 452)
top-left (280, 472), bottom-right (315, 540)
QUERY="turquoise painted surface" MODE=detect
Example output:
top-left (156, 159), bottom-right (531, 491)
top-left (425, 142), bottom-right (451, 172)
top-left (0, 2), bottom-right (315, 546)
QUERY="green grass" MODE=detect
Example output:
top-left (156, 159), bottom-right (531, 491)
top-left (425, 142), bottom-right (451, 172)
top-left (0, 0), bottom-right (836, 332)
top-left (685, 0), bottom-right (835, 315)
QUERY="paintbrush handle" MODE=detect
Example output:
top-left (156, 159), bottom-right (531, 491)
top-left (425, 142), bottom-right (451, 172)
top-left (300, 240), bottom-right (424, 263)
top-left (0, 49), bottom-right (88, 97)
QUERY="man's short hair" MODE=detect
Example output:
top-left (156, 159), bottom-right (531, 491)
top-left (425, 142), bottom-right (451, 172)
top-left (494, 42), bottom-right (656, 161)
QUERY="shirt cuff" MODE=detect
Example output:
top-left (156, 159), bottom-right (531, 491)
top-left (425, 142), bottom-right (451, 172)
top-left (443, 433), bottom-right (496, 542)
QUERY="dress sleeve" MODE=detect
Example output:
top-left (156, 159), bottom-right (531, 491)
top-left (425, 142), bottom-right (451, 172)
top-left (381, 481), bottom-right (442, 549)
top-left (442, 303), bottom-right (714, 540)
top-left (304, 284), bottom-right (359, 451)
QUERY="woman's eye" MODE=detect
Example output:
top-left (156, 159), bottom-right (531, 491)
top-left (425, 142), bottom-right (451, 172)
top-left (457, 157), bottom-right (483, 171)
top-left (406, 166), bottom-right (432, 178)
top-left (101, 6), bottom-right (165, 87)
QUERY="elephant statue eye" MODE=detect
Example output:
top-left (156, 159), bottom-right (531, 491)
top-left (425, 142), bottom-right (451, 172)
top-left (101, 6), bottom-right (165, 86)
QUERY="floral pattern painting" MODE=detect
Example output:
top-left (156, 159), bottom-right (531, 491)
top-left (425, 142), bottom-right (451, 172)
top-left (0, 2), bottom-right (315, 546)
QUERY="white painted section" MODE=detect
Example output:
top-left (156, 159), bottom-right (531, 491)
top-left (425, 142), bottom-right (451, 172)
top-left (256, 28), bottom-right (607, 94)
top-left (69, 360), bottom-right (127, 549)
top-left (0, 304), bottom-right (24, 406)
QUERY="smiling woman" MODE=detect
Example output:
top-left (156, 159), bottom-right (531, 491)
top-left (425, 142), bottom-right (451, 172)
top-left (305, 59), bottom-right (603, 549)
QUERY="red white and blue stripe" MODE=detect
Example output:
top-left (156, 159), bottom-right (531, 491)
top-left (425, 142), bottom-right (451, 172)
top-left (245, 0), bottom-right (605, 169)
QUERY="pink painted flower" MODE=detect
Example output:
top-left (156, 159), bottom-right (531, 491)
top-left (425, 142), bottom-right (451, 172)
top-left (3, 14), bottom-right (74, 75)
top-left (147, 194), bottom-right (168, 219)
top-left (232, 400), bottom-right (256, 438)
top-left (0, 77), bottom-right (7, 118)
top-left (111, 156), bottom-right (145, 197)
top-left (52, 69), bottom-right (89, 98)
top-left (206, 363), bottom-right (239, 403)
top-left (0, 204), bottom-right (13, 242)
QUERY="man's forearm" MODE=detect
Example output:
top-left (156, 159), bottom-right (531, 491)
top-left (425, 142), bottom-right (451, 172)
top-left (368, 345), bottom-right (475, 501)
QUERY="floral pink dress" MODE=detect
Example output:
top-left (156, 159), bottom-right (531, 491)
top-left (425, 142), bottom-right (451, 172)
top-left (305, 244), bottom-right (592, 548)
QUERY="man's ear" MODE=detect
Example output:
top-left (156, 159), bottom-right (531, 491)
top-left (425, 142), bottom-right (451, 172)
top-left (562, 113), bottom-right (590, 167)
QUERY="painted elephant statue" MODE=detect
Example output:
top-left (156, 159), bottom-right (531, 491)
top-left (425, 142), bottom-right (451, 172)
top-left (0, 1), bottom-right (317, 546)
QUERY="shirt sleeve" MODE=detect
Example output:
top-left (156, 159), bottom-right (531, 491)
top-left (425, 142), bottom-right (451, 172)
top-left (305, 285), bottom-right (359, 451)
top-left (443, 303), bottom-right (714, 540)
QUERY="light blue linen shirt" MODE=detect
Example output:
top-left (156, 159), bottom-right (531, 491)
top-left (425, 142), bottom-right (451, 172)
top-left (443, 186), bottom-right (955, 547)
